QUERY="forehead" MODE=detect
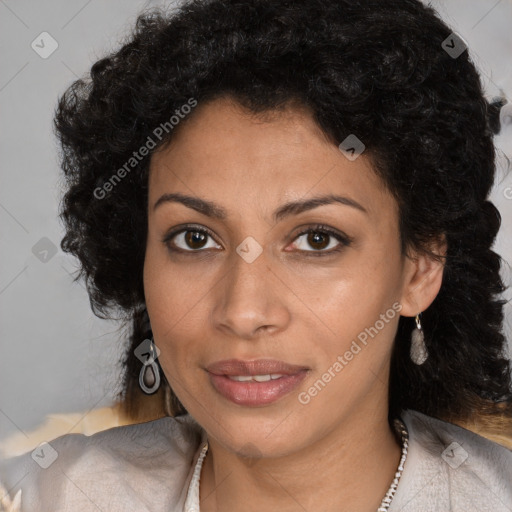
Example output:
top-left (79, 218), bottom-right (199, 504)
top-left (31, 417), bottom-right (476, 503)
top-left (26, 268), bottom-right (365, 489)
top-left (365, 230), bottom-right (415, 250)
top-left (148, 97), bottom-right (393, 220)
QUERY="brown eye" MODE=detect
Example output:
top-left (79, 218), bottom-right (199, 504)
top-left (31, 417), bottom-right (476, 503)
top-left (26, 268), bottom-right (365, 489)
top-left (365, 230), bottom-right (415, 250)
top-left (291, 225), bottom-right (352, 255)
top-left (306, 232), bottom-right (330, 250)
top-left (184, 230), bottom-right (208, 249)
top-left (163, 226), bottom-right (222, 252)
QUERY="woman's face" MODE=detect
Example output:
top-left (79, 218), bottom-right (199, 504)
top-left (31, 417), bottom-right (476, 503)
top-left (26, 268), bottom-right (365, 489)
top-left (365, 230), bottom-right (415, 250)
top-left (144, 97), bottom-right (432, 457)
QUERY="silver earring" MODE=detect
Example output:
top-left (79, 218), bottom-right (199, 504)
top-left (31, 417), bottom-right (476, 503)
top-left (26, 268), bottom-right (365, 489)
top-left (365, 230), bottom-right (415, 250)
top-left (410, 314), bottom-right (428, 365)
top-left (139, 339), bottom-right (161, 394)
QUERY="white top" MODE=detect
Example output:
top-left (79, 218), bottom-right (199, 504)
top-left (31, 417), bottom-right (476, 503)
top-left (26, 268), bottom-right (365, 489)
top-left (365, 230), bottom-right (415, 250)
top-left (1, 409), bottom-right (511, 511)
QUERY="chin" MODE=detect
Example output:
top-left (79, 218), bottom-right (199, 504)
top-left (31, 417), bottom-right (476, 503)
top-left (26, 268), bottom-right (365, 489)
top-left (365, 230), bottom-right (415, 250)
top-left (202, 406), bottom-right (310, 458)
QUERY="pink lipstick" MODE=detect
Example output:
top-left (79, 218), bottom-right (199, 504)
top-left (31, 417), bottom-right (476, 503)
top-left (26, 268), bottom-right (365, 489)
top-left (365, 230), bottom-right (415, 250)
top-left (206, 359), bottom-right (309, 406)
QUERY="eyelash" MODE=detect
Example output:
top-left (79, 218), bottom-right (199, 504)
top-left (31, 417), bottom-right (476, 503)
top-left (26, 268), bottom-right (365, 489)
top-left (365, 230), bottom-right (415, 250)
top-left (289, 224), bottom-right (352, 256)
top-left (162, 223), bottom-right (352, 257)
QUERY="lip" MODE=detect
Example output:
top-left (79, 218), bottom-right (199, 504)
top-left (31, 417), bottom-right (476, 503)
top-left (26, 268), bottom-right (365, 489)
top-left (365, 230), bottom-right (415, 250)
top-left (206, 359), bottom-right (309, 406)
top-left (206, 358), bottom-right (309, 376)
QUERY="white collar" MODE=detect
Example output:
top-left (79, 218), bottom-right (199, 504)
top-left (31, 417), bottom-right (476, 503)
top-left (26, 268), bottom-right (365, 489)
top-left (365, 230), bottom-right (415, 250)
top-left (183, 440), bottom-right (208, 512)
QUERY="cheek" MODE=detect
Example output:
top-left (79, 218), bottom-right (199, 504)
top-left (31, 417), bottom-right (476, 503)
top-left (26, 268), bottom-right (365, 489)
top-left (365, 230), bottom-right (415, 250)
top-left (303, 283), bottom-right (399, 371)
top-left (297, 243), bottom-right (401, 323)
top-left (143, 240), bottom-right (217, 378)
top-left (143, 225), bottom-right (204, 323)
top-left (305, 247), bottom-right (403, 365)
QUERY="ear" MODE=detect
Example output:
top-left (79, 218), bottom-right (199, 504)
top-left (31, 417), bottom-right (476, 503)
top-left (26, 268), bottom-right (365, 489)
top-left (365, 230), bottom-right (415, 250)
top-left (399, 236), bottom-right (447, 317)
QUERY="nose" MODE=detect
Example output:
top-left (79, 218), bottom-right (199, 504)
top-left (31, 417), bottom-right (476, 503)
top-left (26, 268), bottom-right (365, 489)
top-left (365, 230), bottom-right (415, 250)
top-left (211, 247), bottom-right (291, 340)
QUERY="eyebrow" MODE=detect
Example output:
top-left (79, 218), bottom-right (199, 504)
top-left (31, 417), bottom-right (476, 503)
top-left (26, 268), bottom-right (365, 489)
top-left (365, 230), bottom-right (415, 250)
top-left (153, 192), bottom-right (368, 221)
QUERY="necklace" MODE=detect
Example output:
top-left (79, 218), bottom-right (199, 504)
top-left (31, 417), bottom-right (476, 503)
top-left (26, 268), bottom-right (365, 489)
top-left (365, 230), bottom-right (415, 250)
top-left (194, 417), bottom-right (409, 512)
top-left (377, 418), bottom-right (409, 511)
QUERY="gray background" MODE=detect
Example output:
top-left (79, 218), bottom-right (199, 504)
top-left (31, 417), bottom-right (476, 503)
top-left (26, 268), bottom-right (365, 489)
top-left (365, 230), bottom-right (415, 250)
top-left (1, 0), bottom-right (511, 445)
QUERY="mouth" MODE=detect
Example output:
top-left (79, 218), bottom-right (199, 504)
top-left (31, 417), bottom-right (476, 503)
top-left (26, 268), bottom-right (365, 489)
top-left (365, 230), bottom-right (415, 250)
top-left (224, 374), bottom-right (286, 382)
top-left (205, 359), bottom-right (310, 406)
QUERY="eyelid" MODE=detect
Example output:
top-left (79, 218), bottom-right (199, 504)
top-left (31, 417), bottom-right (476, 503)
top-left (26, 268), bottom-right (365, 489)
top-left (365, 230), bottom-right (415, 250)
top-left (162, 223), bottom-right (222, 251)
top-left (289, 224), bottom-right (353, 255)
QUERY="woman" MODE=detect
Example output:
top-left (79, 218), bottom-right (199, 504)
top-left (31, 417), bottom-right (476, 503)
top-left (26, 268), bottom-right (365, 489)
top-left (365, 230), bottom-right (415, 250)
top-left (1, 0), bottom-right (511, 510)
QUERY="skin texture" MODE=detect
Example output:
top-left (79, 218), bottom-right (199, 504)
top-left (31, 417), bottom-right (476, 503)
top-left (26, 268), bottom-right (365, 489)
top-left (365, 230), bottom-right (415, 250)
top-left (143, 97), bottom-right (445, 511)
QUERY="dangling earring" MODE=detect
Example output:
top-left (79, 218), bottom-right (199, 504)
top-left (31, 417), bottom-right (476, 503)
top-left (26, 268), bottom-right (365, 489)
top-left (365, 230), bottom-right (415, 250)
top-left (139, 338), bottom-right (161, 394)
top-left (410, 314), bottom-right (428, 365)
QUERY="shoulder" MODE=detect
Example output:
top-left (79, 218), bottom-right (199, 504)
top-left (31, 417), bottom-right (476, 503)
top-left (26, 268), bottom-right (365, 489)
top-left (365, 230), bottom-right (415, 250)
top-left (0, 413), bottom-right (205, 512)
top-left (390, 409), bottom-right (512, 512)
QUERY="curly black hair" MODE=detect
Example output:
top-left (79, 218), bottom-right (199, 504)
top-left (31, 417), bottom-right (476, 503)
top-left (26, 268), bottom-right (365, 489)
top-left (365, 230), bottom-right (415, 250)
top-left (55, 0), bottom-right (512, 427)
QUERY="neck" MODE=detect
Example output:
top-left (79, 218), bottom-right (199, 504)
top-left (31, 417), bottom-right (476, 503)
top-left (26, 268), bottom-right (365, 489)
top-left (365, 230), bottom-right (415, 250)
top-left (199, 405), bottom-right (402, 512)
